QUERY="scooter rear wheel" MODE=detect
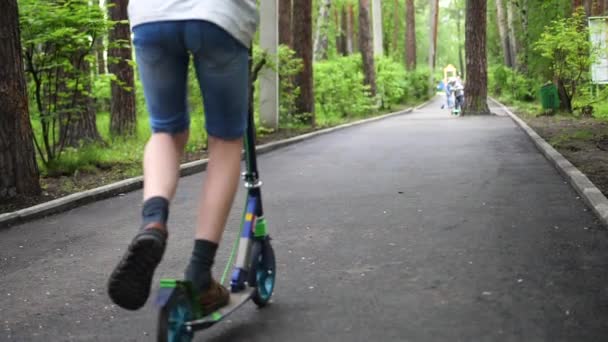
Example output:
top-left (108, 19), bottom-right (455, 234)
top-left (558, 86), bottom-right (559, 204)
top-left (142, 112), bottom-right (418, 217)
top-left (157, 289), bottom-right (194, 342)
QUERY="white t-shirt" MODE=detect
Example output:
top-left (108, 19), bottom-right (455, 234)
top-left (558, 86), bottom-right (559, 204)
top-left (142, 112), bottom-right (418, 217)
top-left (128, 0), bottom-right (259, 48)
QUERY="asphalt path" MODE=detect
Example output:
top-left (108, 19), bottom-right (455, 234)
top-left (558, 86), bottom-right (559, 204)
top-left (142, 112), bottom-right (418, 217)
top-left (1, 98), bottom-right (607, 341)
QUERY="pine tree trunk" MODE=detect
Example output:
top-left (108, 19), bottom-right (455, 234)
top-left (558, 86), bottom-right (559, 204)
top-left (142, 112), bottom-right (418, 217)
top-left (313, 0), bottom-right (332, 61)
top-left (95, 36), bottom-right (106, 75)
top-left (359, 0), bottom-right (377, 97)
top-left (506, 0), bottom-right (519, 69)
top-left (392, 0), bottom-right (400, 57)
top-left (108, 0), bottom-right (136, 136)
top-left (293, 0), bottom-right (315, 124)
top-left (61, 59), bottom-right (103, 147)
top-left (0, 0), bottom-right (41, 199)
top-left (496, 0), bottom-right (513, 67)
top-left (347, 4), bottom-right (355, 53)
top-left (279, 0), bottom-right (292, 47)
top-left (463, 0), bottom-right (490, 115)
top-left (457, 6), bottom-right (465, 75)
top-left (340, 6), bottom-right (349, 55)
top-left (371, 0), bottom-right (384, 57)
top-left (428, 0), bottom-right (439, 96)
top-left (405, 0), bottom-right (416, 70)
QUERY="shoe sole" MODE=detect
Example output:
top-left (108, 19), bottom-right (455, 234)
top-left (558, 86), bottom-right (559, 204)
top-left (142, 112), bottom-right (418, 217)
top-left (107, 231), bottom-right (166, 310)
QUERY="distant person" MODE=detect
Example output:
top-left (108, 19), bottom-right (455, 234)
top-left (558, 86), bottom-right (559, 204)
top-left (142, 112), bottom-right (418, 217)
top-left (442, 78), bottom-right (453, 110)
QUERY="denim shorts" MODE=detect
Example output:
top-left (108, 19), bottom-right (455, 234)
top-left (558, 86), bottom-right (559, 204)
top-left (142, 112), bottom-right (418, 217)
top-left (133, 21), bottom-right (249, 139)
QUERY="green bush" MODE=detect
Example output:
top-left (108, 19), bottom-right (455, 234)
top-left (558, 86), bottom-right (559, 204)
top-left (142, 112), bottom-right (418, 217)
top-left (489, 65), bottom-right (538, 102)
top-left (404, 68), bottom-right (431, 102)
top-left (314, 55), bottom-right (375, 124)
top-left (375, 57), bottom-right (408, 109)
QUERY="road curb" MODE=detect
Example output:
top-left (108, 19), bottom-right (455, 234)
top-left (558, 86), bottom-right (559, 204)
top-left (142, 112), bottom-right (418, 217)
top-left (490, 97), bottom-right (608, 226)
top-left (0, 100), bottom-right (431, 229)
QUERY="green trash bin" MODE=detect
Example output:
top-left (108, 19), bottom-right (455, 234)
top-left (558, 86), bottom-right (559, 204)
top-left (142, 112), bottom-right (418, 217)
top-left (540, 83), bottom-right (559, 110)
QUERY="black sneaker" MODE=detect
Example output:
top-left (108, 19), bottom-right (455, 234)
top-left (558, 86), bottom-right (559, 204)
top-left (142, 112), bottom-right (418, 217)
top-left (107, 227), bottom-right (167, 310)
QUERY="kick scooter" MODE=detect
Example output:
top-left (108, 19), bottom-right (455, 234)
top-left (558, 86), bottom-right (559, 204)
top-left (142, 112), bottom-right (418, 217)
top-left (155, 52), bottom-right (276, 342)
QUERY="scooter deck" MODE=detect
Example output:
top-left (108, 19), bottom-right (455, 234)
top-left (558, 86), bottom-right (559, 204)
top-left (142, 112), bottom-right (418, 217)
top-left (186, 287), bottom-right (255, 332)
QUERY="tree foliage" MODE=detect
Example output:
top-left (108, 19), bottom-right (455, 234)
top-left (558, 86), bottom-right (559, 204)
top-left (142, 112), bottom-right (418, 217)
top-left (20, 0), bottom-right (107, 165)
top-left (534, 8), bottom-right (593, 113)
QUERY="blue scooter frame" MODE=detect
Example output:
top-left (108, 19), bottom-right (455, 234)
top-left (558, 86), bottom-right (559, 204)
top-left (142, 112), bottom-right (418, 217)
top-left (155, 50), bottom-right (276, 342)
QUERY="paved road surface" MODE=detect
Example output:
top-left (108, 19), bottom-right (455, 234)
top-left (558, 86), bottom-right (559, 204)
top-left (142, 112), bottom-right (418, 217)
top-left (2, 98), bottom-right (607, 341)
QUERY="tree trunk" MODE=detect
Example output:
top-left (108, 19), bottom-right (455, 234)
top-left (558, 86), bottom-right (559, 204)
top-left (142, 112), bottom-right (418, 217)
top-left (0, 0), bottom-right (41, 199)
top-left (515, 0), bottom-right (529, 72)
top-left (392, 0), bottom-right (400, 57)
top-left (428, 0), bottom-right (439, 96)
top-left (557, 78), bottom-right (573, 113)
top-left (506, 0), bottom-right (519, 69)
top-left (457, 6), bottom-right (465, 75)
top-left (313, 0), bottom-right (332, 61)
top-left (359, 0), bottom-right (377, 97)
top-left (340, 6), bottom-right (349, 55)
top-left (95, 36), bottom-right (106, 75)
top-left (463, 0), bottom-right (490, 115)
top-left (279, 0), bottom-right (293, 47)
top-left (335, 9), bottom-right (343, 55)
top-left (60, 59), bottom-right (103, 147)
top-left (405, 0), bottom-right (416, 70)
top-left (347, 4), bottom-right (355, 53)
top-left (108, 0), bottom-right (136, 136)
top-left (293, 0), bottom-right (315, 124)
top-left (371, 0), bottom-right (384, 56)
top-left (496, 0), bottom-right (513, 67)
top-left (584, 0), bottom-right (592, 15)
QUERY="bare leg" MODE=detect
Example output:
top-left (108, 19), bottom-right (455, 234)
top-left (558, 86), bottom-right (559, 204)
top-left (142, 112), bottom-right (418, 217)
top-left (143, 130), bottom-right (189, 202)
top-left (195, 135), bottom-right (243, 243)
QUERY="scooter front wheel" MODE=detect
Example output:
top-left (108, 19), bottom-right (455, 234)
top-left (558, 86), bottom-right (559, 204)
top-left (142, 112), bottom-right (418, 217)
top-left (250, 238), bottom-right (276, 308)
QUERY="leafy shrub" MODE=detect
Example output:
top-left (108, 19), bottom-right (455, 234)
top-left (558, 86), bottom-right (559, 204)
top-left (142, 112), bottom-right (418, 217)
top-left (489, 65), bottom-right (538, 102)
top-left (314, 55), bottom-right (375, 123)
top-left (375, 57), bottom-right (408, 109)
top-left (404, 68), bottom-right (431, 102)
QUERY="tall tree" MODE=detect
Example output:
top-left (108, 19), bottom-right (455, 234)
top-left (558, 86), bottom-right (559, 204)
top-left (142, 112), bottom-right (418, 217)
top-left (428, 0), bottom-right (439, 95)
top-left (463, 0), bottom-right (490, 115)
top-left (359, 0), bottom-right (377, 96)
top-left (339, 5), bottom-right (349, 55)
top-left (371, 0), bottom-right (384, 56)
top-left (279, 0), bottom-right (293, 47)
top-left (0, 0), bottom-right (40, 199)
top-left (108, 0), bottom-right (136, 136)
top-left (514, 0), bottom-right (528, 71)
top-left (392, 0), bottom-right (400, 57)
top-left (313, 0), bottom-right (332, 60)
top-left (60, 58), bottom-right (103, 146)
top-left (456, 2), bottom-right (465, 75)
top-left (405, 0), bottom-right (416, 70)
top-left (95, 36), bottom-right (106, 74)
top-left (506, 0), bottom-right (519, 68)
top-left (347, 4), bottom-right (356, 53)
top-left (496, 0), bottom-right (513, 67)
top-left (293, 0), bottom-right (315, 124)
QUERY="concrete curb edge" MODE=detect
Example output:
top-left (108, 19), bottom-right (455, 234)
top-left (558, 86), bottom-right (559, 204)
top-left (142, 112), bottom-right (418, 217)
top-left (0, 99), bottom-right (433, 229)
top-left (490, 97), bottom-right (608, 226)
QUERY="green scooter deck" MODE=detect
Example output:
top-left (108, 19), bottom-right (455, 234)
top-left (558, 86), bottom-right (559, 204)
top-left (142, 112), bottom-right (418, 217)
top-left (186, 288), bottom-right (256, 332)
